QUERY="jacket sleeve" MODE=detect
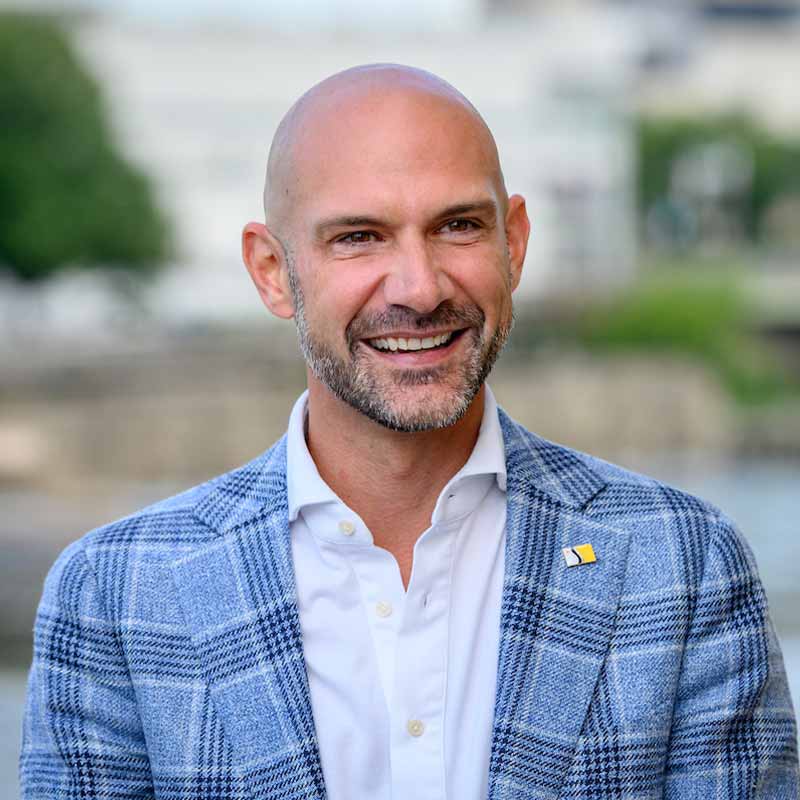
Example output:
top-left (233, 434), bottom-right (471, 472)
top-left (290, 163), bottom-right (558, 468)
top-left (664, 515), bottom-right (799, 798)
top-left (19, 541), bottom-right (154, 799)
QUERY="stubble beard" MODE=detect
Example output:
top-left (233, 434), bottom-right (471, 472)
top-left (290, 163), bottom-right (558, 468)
top-left (285, 254), bottom-right (513, 433)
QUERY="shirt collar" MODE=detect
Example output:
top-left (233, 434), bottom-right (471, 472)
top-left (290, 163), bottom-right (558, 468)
top-left (286, 390), bottom-right (337, 522)
top-left (452, 384), bottom-right (507, 493)
top-left (286, 385), bottom-right (507, 523)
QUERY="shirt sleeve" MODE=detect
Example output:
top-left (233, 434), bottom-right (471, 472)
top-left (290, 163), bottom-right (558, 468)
top-left (664, 515), bottom-right (799, 798)
top-left (19, 541), bottom-right (154, 799)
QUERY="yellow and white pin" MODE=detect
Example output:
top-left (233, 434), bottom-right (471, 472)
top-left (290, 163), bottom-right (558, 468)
top-left (562, 543), bottom-right (597, 567)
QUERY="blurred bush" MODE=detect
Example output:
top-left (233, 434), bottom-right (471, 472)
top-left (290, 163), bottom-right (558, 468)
top-left (514, 264), bottom-right (799, 407)
top-left (637, 114), bottom-right (800, 250)
top-left (577, 266), bottom-right (796, 405)
top-left (0, 13), bottom-right (169, 282)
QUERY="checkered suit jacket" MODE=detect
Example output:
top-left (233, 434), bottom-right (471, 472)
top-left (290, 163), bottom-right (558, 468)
top-left (20, 410), bottom-right (799, 799)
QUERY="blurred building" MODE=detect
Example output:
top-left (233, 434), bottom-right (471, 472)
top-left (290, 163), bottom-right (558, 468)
top-left (2, 0), bottom-right (800, 336)
top-left (0, 0), bottom-right (639, 335)
top-left (82, 13), bottom-right (637, 320)
top-left (633, 0), bottom-right (800, 132)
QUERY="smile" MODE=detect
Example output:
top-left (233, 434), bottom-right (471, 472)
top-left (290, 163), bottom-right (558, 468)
top-left (367, 331), bottom-right (458, 352)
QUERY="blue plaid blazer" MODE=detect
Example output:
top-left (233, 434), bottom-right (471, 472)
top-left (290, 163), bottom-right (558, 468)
top-left (21, 410), bottom-right (799, 799)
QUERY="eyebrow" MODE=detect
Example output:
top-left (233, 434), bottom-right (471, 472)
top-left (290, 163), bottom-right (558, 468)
top-left (314, 215), bottom-right (385, 239)
top-left (313, 199), bottom-right (499, 240)
top-left (435, 200), bottom-right (499, 220)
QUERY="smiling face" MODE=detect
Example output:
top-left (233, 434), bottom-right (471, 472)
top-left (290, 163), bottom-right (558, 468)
top-left (286, 247), bottom-right (512, 432)
top-left (245, 66), bottom-right (530, 432)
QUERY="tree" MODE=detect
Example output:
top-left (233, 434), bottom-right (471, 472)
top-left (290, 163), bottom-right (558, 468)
top-left (637, 113), bottom-right (800, 246)
top-left (0, 13), bottom-right (169, 282)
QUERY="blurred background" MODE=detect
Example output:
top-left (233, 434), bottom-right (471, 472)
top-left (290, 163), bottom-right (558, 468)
top-left (1, 0), bottom-right (799, 793)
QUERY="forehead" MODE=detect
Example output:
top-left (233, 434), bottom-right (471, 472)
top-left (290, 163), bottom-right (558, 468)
top-left (285, 87), bottom-right (503, 228)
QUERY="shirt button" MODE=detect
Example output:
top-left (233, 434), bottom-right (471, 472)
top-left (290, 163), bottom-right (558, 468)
top-left (338, 520), bottom-right (355, 536)
top-left (407, 719), bottom-right (425, 737)
top-left (375, 601), bottom-right (392, 618)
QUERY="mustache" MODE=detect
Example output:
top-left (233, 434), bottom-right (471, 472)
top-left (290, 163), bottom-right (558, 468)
top-left (346, 302), bottom-right (485, 344)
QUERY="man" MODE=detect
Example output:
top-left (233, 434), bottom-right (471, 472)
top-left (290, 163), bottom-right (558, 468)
top-left (21, 64), bottom-right (798, 799)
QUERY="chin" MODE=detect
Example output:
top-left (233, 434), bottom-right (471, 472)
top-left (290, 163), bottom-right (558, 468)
top-left (358, 383), bottom-right (481, 433)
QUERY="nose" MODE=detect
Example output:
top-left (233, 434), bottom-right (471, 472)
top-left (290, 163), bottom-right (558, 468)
top-left (381, 235), bottom-right (454, 314)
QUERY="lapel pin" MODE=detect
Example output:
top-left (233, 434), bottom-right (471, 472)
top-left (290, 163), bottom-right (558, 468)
top-left (562, 543), bottom-right (597, 567)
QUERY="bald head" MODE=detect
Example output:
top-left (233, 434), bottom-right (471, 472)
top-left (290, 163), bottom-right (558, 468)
top-left (263, 64), bottom-right (507, 240)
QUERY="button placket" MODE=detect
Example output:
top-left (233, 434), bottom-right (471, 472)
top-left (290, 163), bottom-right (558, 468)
top-left (345, 543), bottom-right (405, 710)
top-left (389, 523), bottom-right (455, 800)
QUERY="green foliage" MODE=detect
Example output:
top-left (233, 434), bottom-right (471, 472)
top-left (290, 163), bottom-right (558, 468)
top-left (0, 13), bottom-right (169, 281)
top-left (576, 266), bottom-right (795, 405)
top-left (637, 114), bottom-right (800, 241)
top-left (579, 269), bottom-right (743, 354)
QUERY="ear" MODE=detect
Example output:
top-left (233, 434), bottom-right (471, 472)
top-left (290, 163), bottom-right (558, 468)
top-left (504, 194), bottom-right (530, 292)
top-left (241, 222), bottom-right (295, 319)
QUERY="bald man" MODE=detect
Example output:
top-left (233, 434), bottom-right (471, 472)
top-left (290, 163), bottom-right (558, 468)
top-left (21, 65), bottom-right (798, 800)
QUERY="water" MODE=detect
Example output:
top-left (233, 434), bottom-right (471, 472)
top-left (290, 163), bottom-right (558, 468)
top-left (2, 456), bottom-right (798, 798)
top-left (0, 670), bottom-right (25, 800)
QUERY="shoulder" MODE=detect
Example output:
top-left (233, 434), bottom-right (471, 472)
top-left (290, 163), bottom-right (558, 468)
top-left (500, 407), bottom-right (722, 518)
top-left (42, 435), bottom-right (289, 613)
top-left (579, 449), bottom-right (751, 587)
top-left (501, 411), bottom-right (748, 588)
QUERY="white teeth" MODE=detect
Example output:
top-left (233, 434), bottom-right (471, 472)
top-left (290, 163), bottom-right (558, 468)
top-left (369, 330), bottom-right (456, 351)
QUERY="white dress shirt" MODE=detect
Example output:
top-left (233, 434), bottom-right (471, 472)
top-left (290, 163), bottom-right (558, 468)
top-left (286, 387), bottom-right (507, 800)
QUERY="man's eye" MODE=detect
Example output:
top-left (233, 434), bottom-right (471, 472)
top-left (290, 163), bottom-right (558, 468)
top-left (336, 231), bottom-right (378, 245)
top-left (442, 219), bottom-right (479, 233)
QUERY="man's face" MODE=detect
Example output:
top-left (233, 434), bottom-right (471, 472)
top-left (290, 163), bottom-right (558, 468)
top-left (279, 88), bottom-right (526, 432)
top-left (286, 251), bottom-right (512, 432)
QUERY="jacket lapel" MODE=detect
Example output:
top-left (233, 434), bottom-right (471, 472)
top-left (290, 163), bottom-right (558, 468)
top-left (170, 437), bottom-right (326, 800)
top-left (167, 408), bottom-right (628, 800)
top-left (489, 412), bottom-right (632, 800)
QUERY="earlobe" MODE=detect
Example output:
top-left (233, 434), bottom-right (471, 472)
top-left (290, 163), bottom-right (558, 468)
top-left (241, 222), bottom-right (295, 319)
top-left (505, 195), bottom-right (530, 291)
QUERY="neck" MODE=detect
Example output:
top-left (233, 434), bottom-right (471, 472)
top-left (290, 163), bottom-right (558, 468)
top-left (304, 377), bottom-right (485, 553)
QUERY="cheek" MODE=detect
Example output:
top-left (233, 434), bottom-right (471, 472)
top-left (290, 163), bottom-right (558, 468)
top-left (336, 259), bottom-right (393, 308)
top-left (302, 262), bottom-right (381, 337)
top-left (459, 256), bottom-right (513, 318)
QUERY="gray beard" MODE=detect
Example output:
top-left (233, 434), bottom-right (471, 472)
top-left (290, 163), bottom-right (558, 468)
top-left (286, 254), bottom-right (512, 433)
